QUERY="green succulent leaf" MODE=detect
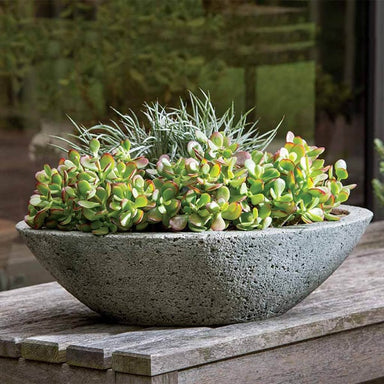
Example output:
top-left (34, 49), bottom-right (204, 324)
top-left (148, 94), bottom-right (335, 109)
top-left (222, 202), bottom-right (242, 220)
top-left (211, 213), bottom-right (226, 231)
top-left (78, 200), bottom-right (100, 209)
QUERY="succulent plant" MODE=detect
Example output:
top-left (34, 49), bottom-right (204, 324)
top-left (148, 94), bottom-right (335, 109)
top-left (25, 139), bottom-right (152, 235)
top-left (53, 91), bottom-right (279, 164)
top-left (26, 129), bottom-right (355, 235)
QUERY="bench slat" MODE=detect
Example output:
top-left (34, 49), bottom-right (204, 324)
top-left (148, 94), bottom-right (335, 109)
top-left (66, 327), bottom-right (210, 370)
top-left (21, 324), bottom-right (139, 363)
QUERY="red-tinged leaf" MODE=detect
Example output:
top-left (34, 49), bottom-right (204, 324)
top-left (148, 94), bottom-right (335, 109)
top-left (234, 151), bottom-right (251, 167)
top-left (189, 213), bottom-right (205, 227)
top-left (100, 153), bottom-right (115, 172)
top-left (190, 186), bottom-right (202, 194)
top-left (279, 158), bottom-right (295, 172)
top-left (58, 158), bottom-right (65, 166)
top-left (335, 167), bottom-right (348, 180)
top-left (211, 214), bottom-right (226, 231)
top-left (92, 227), bottom-right (110, 236)
top-left (283, 139), bottom-right (294, 151)
top-left (193, 147), bottom-right (204, 160)
top-left (337, 189), bottom-right (350, 203)
top-left (147, 208), bottom-right (162, 223)
top-left (309, 187), bottom-right (328, 197)
top-left (123, 162), bottom-right (137, 179)
top-left (33, 210), bottom-right (48, 229)
top-left (50, 208), bottom-right (65, 217)
top-left (185, 158), bottom-right (199, 173)
top-left (133, 209), bottom-right (144, 225)
top-left (78, 200), bottom-right (100, 209)
top-left (216, 186), bottom-right (230, 203)
top-left (109, 201), bottom-right (121, 211)
top-left (68, 150), bottom-right (80, 164)
top-left (294, 166), bottom-right (304, 181)
top-left (286, 131), bottom-right (295, 143)
top-left (307, 146), bottom-right (325, 158)
top-left (36, 183), bottom-right (50, 196)
top-left (210, 132), bottom-right (224, 147)
top-left (135, 195), bottom-right (148, 208)
top-left (35, 170), bottom-right (49, 183)
top-left (30, 194), bottom-right (42, 206)
top-left (134, 157), bottom-right (149, 169)
top-left (161, 180), bottom-right (179, 193)
top-left (111, 184), bottom-right (124, 199)
top-left (169, 215), bottom-right (188, 231)
top-left (263, 168), bottom-right (280, 181)
top-left (206, 183), bottom-right (223, 191)
top-left (291, 144), bottom-right (306, 159)
top-left (145, 179), bottom-right (155, 193)
top-left (51, 173), bottom-right (62, 186)
top-left (80, 156), bottom-right (99, 171)
top-left (78, 180), bottom-right (92, 195)
top-left (165, 199), bottom-right (181, 215)
top-left (222, 202), bottom-right (242, 220)
top-left (59, 215), bottom-right (73, 226)
top-left (120, 211), bottom-right (132, 227)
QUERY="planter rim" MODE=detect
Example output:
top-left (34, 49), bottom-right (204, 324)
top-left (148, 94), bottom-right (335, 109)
top-left (16, 205), bottom-right (372, 240)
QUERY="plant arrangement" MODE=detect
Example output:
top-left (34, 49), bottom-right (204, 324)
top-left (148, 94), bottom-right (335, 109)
top-left (24, 93), bottom-right (355, 235)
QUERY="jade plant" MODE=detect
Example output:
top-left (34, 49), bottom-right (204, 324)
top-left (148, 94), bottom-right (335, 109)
top-left (25, 126), bottom-right (355, 235)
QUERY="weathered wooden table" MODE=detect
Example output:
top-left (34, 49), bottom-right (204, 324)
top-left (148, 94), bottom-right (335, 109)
top-left (0, 222), bottom-right (383, 384)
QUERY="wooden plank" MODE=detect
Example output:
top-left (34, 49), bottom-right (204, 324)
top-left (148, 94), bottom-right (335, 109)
top-left (21, 324), bottom-right (140, 363)
top-left (111, 303), bottom-right (384, 376)
top-left (0, 358), bottom-right (115, 384)
top-left (0, 283), bottom-right (100, 358)
top-left (111, 250), bottom-right (384, 376)
top-left (66, 327), bottom-right (210, 370)
top-left (355, 221), bottom-right (384, 250)
top-left (0, 282), bottom-right (94, 330)
top-left (177, 322), bottom-right (384, 384)
top-left (116, 372), bottom-right (178, 384)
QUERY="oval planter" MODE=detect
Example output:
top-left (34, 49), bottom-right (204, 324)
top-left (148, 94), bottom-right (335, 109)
top-left (16, 205), bottom-right (372, 326)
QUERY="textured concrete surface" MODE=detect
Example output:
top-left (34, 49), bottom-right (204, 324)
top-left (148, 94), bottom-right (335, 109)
top-left (16, 205), bottom-right (373, 326)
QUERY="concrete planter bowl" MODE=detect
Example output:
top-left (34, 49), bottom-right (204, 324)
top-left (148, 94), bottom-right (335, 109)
top-left (16, 205), bottom-right (372, 326)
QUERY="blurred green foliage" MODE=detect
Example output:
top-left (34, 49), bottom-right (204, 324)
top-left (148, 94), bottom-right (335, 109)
top-left (0, 0), bottom-right (315, 133)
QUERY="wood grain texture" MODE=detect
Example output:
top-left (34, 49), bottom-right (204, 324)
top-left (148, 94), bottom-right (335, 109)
top-left (177, 322), bottom-right (384, 384)
top-left (110, 248), bottom-right (384, 375)
top-left (115, 372), bottom-right (178, 384)
top-left (0, 358), bottom-right (115, 384)
top-left (0, 283), bottom-right (100, 358)
top-left (21, 324), bottom-right (139, 363)
top-left (67, 327), bottom-right (210, 370)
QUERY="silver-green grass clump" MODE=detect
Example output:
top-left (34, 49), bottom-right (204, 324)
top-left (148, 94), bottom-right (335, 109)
top-left (53, 91), bottom-right (279, 164)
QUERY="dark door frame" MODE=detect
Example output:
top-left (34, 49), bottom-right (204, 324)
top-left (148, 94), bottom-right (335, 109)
top-left (366, 0), bottom-right (384, 218)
